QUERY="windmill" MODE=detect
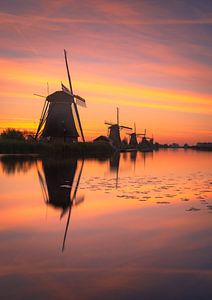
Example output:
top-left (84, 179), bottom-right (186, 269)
top-left (35, 50), bottom-right (86, 142)
top-left (140, 129), bottom-right (154, 144)
top-left (128, 123), bottom-right (145, 147)
top-left (139, 129), bottom-right (154, 152)
top-left (105, 107), bottom-right (132, 148)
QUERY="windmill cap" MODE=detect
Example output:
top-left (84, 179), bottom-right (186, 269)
top-left (46, 91), bottom-right (74, 103)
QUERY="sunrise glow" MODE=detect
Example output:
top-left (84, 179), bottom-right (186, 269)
top-left (0, 1), bottom-right (211, 144)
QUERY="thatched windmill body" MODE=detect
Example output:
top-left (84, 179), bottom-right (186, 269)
top-left (105, 108), bottom-right (132, 148)
top-left (35, 50), bottom-right (86, 142)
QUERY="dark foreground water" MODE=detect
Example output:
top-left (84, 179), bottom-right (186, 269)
top-left (0, 149), bottom-right (212, 300)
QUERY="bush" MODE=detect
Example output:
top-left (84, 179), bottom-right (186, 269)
top-left (1, 128), bottom-right (25, 141)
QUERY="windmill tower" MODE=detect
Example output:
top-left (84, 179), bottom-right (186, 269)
top-left (105, 108), bottom-right (132, 148)
top-left (35, 50), bottom-right (86, 142)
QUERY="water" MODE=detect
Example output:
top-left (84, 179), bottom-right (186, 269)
top-left (0, 150), bottom-right (212, 300)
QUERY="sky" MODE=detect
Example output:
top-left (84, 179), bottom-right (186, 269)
top-left (0, 0), bottom-right (211, 144)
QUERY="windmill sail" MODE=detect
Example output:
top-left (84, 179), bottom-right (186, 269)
top-left (61, 82), bottom-right (71, 95)
top-left (62, 160), bottom-right (84, 251)
top-left (64, 49), bottom-right (85, 142)
top-left (61, 82), bottom-right (86, 108)
top-left (75, 96), bottom-right (86, 107)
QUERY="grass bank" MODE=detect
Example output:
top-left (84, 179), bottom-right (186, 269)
top-left (0, 139), bottom-right (115, 158)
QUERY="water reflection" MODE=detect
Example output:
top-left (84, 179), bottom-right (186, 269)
top-left (0, 150), bottom-right (212, 299)
top-left (37, 158), bottom-right (85, 251)
top-left (130, 150), bottom-right (137, 162)
top-left (109, 152), bottom-right (120, 188)
top-left (1, 152), bottom-right (211, 216)
top-left (0, 155), bottom-right (36, 175)
top-left (140, 151), bottom-right (153, 168)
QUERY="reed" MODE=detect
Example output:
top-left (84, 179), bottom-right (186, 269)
top-left (0, 139), bottom-right (114, 158)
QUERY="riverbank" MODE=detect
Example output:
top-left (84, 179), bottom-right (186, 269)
top-left (0, 139), bottom-right (115, 158)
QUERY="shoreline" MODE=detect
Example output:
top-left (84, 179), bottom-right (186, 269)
top-left (0, 144), bottom-right (212, 160)
top-left (0, 140), bottom-right (115, 158)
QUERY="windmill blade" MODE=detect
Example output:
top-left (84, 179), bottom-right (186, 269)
top-left (105, 121), bottom-right (114, 126)
top-left (61, 160), bottom-right (84, 252)
top-left (73, 102), bottom-right (85, 141)
top-left (64, 50), bottom-right (73, 94)
top-left (61, 82), bottom-right (72, 95)
top-left (117, 107), bottom-right (119, 126)
top-left (35, 101), bottom-right (49, 140)
top-left (73, 195), bottom-right (85, 206)
top-left (64, 49), bottom-right (85, 142)
top-left (72, 160), bottom-right (84, 200)
top-left (120, 125), bottom-right (132, 130)
top-left (34, 93), bottom-right (46, 98)
top-left (62, 204), bottom-right (73, 252)
top-left (61, 82), bottom-right (86, 107)
top-left (136, 133), bottom-right (145, 137)
top-left (137, 130), bottom-right (147, 137)
top-left (34, 89), bottom-right (49, 139)
top-left (36, 161), bottom-right (49, 204)
top-left (75, 95), bottom-right (86, 108)
top-left (47, 82), bottom-right (49, 95)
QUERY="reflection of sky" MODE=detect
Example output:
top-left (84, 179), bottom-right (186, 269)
top-left (0, 150), bottom-right (212, 298)
top-left (0, 0), bottom-right (212, 143)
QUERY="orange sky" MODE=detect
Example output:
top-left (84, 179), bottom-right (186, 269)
top-left (0, 0), bottom-right (211, 144)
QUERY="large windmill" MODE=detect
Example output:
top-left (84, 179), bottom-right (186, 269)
top-left (35, 50), bottom-right (86, 142)
top-left (105, 108), bottom-right (132, 148)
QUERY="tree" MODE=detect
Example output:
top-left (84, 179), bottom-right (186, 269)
top-left (1, 128), bottom-right (25, 141)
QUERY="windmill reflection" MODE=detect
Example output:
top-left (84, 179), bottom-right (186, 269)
top-left (140, 151), bottom-right (153, 168)
top-left (130, 150), bottom-right (137, 171)
top-left (109, 152), bottom-right (120, 188)
top-left (37, 159), bottom-right (84, 251)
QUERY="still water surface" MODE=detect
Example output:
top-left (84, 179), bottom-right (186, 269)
top-left (0, 150), bottom-right (212, 300)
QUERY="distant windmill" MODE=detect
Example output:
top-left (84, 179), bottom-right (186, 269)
top-left (105, 107), bottom-right (132, 148)
top-left (35, 50), bottom-right (86, 142)
top-left (128, 123), bottom-right (144, 146)
top-left (140, 129), bottom-right (153, 143)
top-left (138, 129), bottom-right (154, 152)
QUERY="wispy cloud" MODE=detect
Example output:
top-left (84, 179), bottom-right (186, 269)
top-left (0, 0), bottom-right (211, 142)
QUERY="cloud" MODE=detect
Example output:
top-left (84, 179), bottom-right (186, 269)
top-left (0, 0), bottom-right (211, 142)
